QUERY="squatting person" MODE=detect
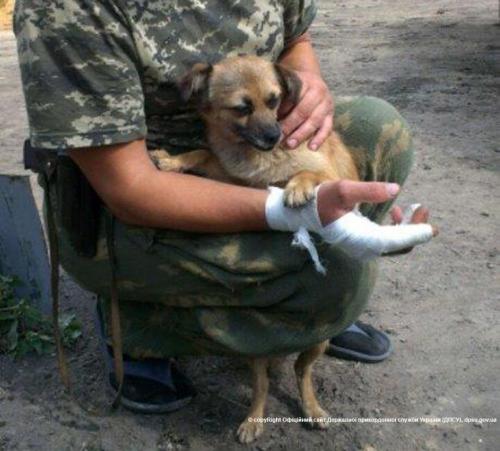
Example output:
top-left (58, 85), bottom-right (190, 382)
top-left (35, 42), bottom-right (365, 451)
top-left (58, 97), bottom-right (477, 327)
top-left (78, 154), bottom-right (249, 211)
top-left (14, 0), bottom-right (433, 412)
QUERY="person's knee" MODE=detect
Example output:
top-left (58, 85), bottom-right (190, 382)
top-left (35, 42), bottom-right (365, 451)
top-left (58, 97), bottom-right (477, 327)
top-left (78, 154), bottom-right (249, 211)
top-left (337, 95), bottom-right (412, 145)
top-left (356, 95), bottom-right (413, 153)
top-left (357, 95), bottom-right (401, 118)
top-left (336, 95), bottom-right (414, 183)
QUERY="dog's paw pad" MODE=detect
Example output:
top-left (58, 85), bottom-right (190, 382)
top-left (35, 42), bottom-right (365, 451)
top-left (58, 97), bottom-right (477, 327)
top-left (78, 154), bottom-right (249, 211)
top-left (283, 185), bottom-right (315, 208)
top-left (237, 419), bottom-right (264, 443)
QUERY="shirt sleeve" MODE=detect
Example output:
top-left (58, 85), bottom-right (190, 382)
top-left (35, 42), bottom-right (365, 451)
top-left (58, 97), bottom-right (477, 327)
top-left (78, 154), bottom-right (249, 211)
top-left (282, 0), bottom-right (317, 46)
top-left (14, 0), bottom-right (146, 150)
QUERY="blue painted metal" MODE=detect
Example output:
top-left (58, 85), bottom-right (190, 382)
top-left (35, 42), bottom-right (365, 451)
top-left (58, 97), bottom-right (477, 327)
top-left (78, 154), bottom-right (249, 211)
top-left (0, 174), bottom-right (51, 314)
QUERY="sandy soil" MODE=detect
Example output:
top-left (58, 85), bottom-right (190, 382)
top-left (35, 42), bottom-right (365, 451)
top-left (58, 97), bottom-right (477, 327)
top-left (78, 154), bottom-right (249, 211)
top-left (0, 1), bottom-right (13, 32)
top-left (0, 1), bottom-right (499, 450)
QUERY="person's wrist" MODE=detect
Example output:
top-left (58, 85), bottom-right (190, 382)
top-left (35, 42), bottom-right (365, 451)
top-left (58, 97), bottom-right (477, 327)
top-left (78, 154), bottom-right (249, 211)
top-left (264, 186), bottom-right (323, 233)
top-left (264, 187), bottom-right (290, 231)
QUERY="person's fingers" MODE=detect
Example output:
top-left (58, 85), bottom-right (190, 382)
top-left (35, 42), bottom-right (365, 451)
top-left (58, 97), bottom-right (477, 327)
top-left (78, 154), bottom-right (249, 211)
top-left (286, 118), bottom-right (319, 148)
top-left (384, 205), bottom-right (438, 256)
top-left (331, 180), bottom-right (400, 208)
top-left (408, 207), bottom-right (438, 236)
top-left (309, 114), bottom-right (333, 150)
top-left (391, 206), bottom-right (404, 224)
top-left (280, 87), bottom-right (314, 139)
top-left (410, 205), bottom-right (429, 224)
top-left (378, 223), bottom-right (435, 254)
top-left (284, 98), bottom-right (333, 148)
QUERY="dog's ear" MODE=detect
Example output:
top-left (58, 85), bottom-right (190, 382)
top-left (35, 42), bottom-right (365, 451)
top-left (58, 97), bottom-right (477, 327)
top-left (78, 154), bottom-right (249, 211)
top-left (178, 63), bottom-right (213, 103)
top-left (274, 63), bottom-right (302, 107)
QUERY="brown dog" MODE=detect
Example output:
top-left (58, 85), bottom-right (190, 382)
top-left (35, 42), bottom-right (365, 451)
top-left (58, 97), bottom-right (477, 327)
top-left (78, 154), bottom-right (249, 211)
top-left (150, 55), bottom-right (360, 443)
top-left (151, 55), bottom-right (358, 204)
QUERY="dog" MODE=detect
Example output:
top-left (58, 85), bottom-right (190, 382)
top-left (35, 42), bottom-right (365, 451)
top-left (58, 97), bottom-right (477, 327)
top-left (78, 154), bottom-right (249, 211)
top-left (149, 55), bottom-right (360, 443)
top-left (150, 55), bottom-right (359, 205)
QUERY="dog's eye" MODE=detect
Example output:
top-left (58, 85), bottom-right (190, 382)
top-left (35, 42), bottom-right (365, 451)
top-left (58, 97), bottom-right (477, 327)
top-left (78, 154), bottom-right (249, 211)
top-left (266, 94), bottom-right (280, 109)
top-left (231, 103), bottom-right (253, 116)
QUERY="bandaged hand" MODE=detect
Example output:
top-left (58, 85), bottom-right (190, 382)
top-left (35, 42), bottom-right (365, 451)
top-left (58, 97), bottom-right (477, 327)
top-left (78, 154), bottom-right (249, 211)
top-left (265, 180), bottom-right (437, 262)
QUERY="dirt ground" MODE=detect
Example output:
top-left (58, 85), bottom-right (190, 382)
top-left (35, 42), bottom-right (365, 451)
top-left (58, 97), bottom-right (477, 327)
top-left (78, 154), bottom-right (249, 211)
top-left (0, 1), bottom-right (499, 450)
top-left (0, 1), bottom-right (13, 32)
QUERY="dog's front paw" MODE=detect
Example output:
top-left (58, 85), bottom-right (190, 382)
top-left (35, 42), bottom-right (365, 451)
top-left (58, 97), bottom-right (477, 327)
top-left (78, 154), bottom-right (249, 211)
top-left (304, 405), bottom-right (330, 429)
top-left (283, 180), bottom-right (316, 208)
top-left (237, 418), bottom-right (264, 444)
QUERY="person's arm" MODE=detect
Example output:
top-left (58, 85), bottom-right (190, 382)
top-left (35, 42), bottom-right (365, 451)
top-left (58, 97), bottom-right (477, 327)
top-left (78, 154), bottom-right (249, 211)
top-left (278, 32), bottom-right (334, 151)
top-left (69, 140), bottom-right (267, 232)
top-left (68, 139), bottom-right (399, 232)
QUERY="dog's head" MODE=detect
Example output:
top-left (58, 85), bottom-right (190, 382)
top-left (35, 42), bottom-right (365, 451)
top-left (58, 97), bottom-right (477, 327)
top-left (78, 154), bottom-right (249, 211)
top-left (178, 55), bottom-right (302, 151)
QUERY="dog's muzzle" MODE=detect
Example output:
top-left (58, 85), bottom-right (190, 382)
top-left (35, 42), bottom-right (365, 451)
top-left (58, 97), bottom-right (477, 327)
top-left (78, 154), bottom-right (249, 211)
top-left (235, 123), bottom-right (281, 151)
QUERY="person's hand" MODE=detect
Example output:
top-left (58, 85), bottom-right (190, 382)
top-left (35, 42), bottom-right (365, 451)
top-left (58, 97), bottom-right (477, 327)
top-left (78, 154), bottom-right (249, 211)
top-left (315, 180), bottom-right (438, 259)
top-left (383, 204), bottom-right (436, 255)
top-left (266, 179), bottom-right (438, 261)
top-left (316, 180), bottom-right (401, 226)
top-left (317, 180), bottom-right (438, 233)
top-left (279, 70), bottom-right (334, 151)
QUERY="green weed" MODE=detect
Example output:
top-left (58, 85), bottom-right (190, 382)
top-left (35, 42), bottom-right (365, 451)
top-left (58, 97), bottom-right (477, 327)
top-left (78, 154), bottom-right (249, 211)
top-left (0, 275), bottom-right (81, 357)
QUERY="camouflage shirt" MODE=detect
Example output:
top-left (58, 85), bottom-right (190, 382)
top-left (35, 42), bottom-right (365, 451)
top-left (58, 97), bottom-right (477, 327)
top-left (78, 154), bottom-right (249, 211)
top-left (14, 0), bottom-right (316, 152)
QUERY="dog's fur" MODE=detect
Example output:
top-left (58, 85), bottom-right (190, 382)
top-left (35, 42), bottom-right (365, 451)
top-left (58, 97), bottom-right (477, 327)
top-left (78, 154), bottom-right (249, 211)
top-left (150, 55), bottom-right (360, 443)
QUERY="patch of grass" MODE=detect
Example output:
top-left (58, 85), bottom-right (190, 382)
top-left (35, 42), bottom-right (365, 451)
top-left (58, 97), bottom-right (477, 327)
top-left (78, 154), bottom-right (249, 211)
top-left (0, 275), bottom-right (82, 357)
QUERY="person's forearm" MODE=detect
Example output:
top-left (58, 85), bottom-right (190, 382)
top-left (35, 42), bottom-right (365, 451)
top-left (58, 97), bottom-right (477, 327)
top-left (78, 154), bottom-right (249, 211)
top-left (119, 171), bottom-right (269, 232)
top-left (69, 140), bottom-right (268, 233)
top-left (279, 32), bottom-right (321, 75)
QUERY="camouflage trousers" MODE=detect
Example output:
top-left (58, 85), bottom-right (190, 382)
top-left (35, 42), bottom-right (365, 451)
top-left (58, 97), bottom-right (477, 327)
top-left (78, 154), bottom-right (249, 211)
top-left (48, 96), bottom-right (414, 358)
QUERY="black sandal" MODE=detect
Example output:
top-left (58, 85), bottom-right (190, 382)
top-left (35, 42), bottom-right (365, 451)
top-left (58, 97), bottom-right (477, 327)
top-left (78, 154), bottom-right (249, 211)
top-left (96, 302), bottom-right (195, 414)
top-left (108, 357), bottom-right (196, 414)
top-left (326, 321), bottom-right (393, 363)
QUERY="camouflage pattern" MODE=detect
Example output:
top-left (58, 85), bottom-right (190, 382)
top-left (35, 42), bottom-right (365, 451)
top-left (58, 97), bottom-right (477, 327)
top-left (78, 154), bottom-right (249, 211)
top-left (40, 96), bottom-right (414, 358)
top-left (15, 1), bottom-right (415, 357)
top-left (14, 0), bottom-right (316, 152)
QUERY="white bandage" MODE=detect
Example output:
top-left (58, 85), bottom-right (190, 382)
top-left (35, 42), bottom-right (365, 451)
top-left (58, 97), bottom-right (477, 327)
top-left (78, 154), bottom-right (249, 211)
top-left (265, 186), bottom-right (434, 267)
top-left (292, 227), bottom-right (327, 274)
top-left (265, 186), bottom-right (323, 233)
top-left (321, 210), bottom-right (433, 261)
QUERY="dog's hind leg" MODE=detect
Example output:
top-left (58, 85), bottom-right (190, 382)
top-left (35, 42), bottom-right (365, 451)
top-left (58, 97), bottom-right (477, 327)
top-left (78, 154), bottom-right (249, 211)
top-left (149, 149), bottom-right (211, 173)
top-left (294, 340), bottom-right (329, 429)
top-left (237, 357), bottom-right (270, 444)
top-left (149, 149), bottom-right (232, 182)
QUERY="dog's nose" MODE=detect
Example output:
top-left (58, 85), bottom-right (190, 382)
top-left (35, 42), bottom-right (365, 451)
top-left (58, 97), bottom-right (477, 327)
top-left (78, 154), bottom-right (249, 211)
top-left (261, 125), bottom-right (281, 146)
